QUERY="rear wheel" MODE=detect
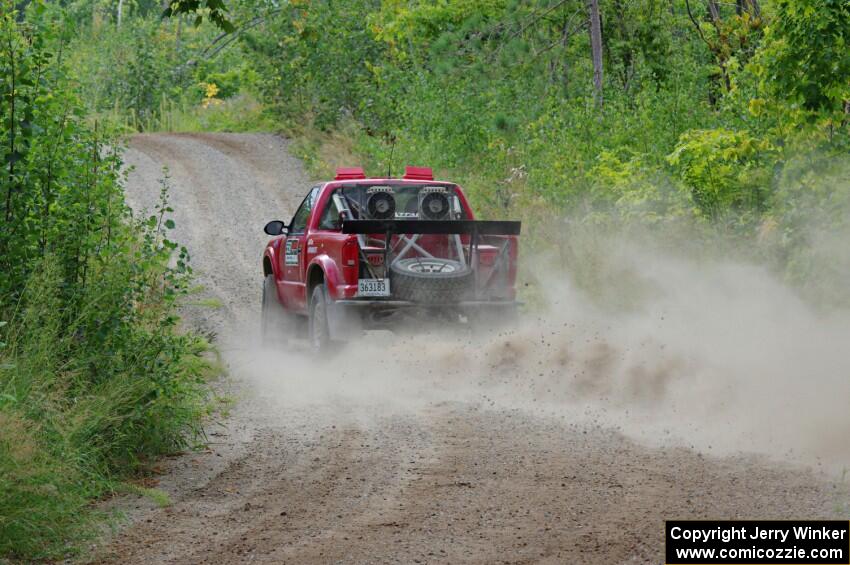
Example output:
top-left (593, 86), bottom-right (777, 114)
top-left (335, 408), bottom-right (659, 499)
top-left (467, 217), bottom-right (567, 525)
top-left (309, 283), bottom-right (331, 352)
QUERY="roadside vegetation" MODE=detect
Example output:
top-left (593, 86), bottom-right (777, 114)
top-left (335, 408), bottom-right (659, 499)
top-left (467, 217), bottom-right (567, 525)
top-left (0, 4), bottom-right (216, 560)
top-left (66, 0), bottom-right (273, 133)
top-left (78, 0), bottom-right (848, 304)
top-left (230, 0), bottom-right (849, 304)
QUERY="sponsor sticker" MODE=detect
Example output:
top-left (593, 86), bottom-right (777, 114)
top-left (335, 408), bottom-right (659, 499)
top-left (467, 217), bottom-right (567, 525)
top-left (284, 239), bottom-right (299, 266)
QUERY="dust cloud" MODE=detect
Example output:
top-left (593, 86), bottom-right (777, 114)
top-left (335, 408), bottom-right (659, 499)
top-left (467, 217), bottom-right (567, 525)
top-left (512, 238), bottom-right (850, 469)
top-left (225, 230), bottom-right (850, 472)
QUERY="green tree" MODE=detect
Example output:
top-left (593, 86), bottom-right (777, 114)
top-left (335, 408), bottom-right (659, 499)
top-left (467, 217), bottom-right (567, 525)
top-left (757, 0), bottom-right (850, 116)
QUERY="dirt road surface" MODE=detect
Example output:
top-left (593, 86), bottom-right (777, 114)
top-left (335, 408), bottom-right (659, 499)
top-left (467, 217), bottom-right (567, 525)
top-left (89, 133), bottom-right (848, 564)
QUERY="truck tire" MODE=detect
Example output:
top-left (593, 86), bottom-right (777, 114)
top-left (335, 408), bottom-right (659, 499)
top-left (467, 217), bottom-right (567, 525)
top-left (390, 257), bottom-right (473, 303)
top-left (309, 283), bottom-right (331, 352)
top-left (262, 274), bottom-right (289, 346)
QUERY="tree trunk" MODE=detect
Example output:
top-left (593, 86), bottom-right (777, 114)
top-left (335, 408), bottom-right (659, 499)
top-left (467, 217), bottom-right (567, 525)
top-left (707, 0), bottom-right (721, 24)
top-left (117, 0), bottom-right (124, 27)
top-left (588, 0), bottom-right (604, 107)
top-left (561, 13), bottom-right (570, 92)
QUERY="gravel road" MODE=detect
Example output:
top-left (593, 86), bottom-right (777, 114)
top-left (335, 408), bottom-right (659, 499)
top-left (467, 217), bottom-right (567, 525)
top-left (89, 133), bottom-right (848, 564)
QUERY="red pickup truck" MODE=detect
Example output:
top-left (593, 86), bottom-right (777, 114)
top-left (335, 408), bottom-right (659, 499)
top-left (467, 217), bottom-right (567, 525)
top-left (261, 166), bottom-right (521, 350)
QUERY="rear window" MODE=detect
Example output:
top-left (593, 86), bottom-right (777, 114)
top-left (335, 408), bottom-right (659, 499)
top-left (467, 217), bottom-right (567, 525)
top-left (336, 184), bottom-right (468, 221)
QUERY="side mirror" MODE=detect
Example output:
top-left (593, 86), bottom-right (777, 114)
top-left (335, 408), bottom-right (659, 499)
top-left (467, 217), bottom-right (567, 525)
top-left (264, 220), bottom-right (288, 236)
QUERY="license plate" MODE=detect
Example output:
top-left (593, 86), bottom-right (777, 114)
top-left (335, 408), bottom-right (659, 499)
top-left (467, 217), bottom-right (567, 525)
top-left (357, 278), bottom-right (390, 297)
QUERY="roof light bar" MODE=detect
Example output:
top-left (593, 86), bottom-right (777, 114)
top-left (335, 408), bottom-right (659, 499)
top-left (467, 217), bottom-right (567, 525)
top-left (335, 167), bottom-right (366, 180)
top-left (403, 166), bottom-right (434, 181)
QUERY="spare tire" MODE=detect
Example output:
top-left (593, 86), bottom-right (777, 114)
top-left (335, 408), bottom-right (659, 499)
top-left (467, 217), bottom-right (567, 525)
top-left (390, 257), bottom-right (473, 303)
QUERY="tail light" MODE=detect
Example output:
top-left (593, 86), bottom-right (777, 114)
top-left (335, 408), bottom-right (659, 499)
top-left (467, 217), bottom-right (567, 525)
top-left (342, 238), bottom-right (359, 283)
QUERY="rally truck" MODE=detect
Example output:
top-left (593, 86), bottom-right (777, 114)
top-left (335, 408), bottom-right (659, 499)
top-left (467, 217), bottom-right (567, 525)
top-left (261, 166), bottom-right (521, 350)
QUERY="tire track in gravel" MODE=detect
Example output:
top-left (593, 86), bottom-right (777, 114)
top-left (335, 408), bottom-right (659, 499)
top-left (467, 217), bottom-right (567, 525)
top-left (87, 133), bottom-right (849, 565)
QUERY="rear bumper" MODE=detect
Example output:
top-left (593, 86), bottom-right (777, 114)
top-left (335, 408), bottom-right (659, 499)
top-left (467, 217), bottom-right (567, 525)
top-left (335, 299), bottom-right (520, 309)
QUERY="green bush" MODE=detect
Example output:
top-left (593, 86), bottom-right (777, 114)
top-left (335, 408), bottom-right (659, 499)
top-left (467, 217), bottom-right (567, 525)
top-left (0, 8), bottom-right (215, 560)
top-left (667, 128), bottom-right (774, 221)
top-left (64, 4), bottom-right (260, 132)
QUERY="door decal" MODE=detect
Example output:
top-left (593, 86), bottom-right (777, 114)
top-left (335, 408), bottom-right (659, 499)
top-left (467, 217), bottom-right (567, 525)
top-left (285, 239), bottom-right (299, 265)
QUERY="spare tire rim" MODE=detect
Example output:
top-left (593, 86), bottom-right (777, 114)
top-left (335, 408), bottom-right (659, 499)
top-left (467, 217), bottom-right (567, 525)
top-left (406, 259), bottom-right (459, 274)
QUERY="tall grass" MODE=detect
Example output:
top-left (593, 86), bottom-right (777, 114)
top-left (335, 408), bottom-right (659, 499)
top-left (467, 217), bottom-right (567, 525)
top-left (0, 7), bottom-right (220, 560)
top-left (0, 219), bottom-right (217, 559)
top-left (98, 92), bottom-right (277, 134)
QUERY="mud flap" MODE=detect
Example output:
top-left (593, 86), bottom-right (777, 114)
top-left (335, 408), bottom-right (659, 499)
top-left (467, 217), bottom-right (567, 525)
top-left (326, 300), bottom-right (363, 341)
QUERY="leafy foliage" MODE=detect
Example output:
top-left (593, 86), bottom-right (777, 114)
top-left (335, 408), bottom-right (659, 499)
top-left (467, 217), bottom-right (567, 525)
top-left (667, 128), bottom-right (774, 219)
top-left (756, 0), bottom-right (850, 116)
top-left (163, 0), bottom-right (235, 33)
top-left (0, 6), bottom-right (214, 559)
top-left (64, 0), bottom-right (262, 132)
top-left (233, 0), bottom-right (848, 299)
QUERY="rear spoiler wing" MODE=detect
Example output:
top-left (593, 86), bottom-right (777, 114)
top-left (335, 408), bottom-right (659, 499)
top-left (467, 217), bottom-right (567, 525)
top-left (341, 219), bottom-right (521, 236)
